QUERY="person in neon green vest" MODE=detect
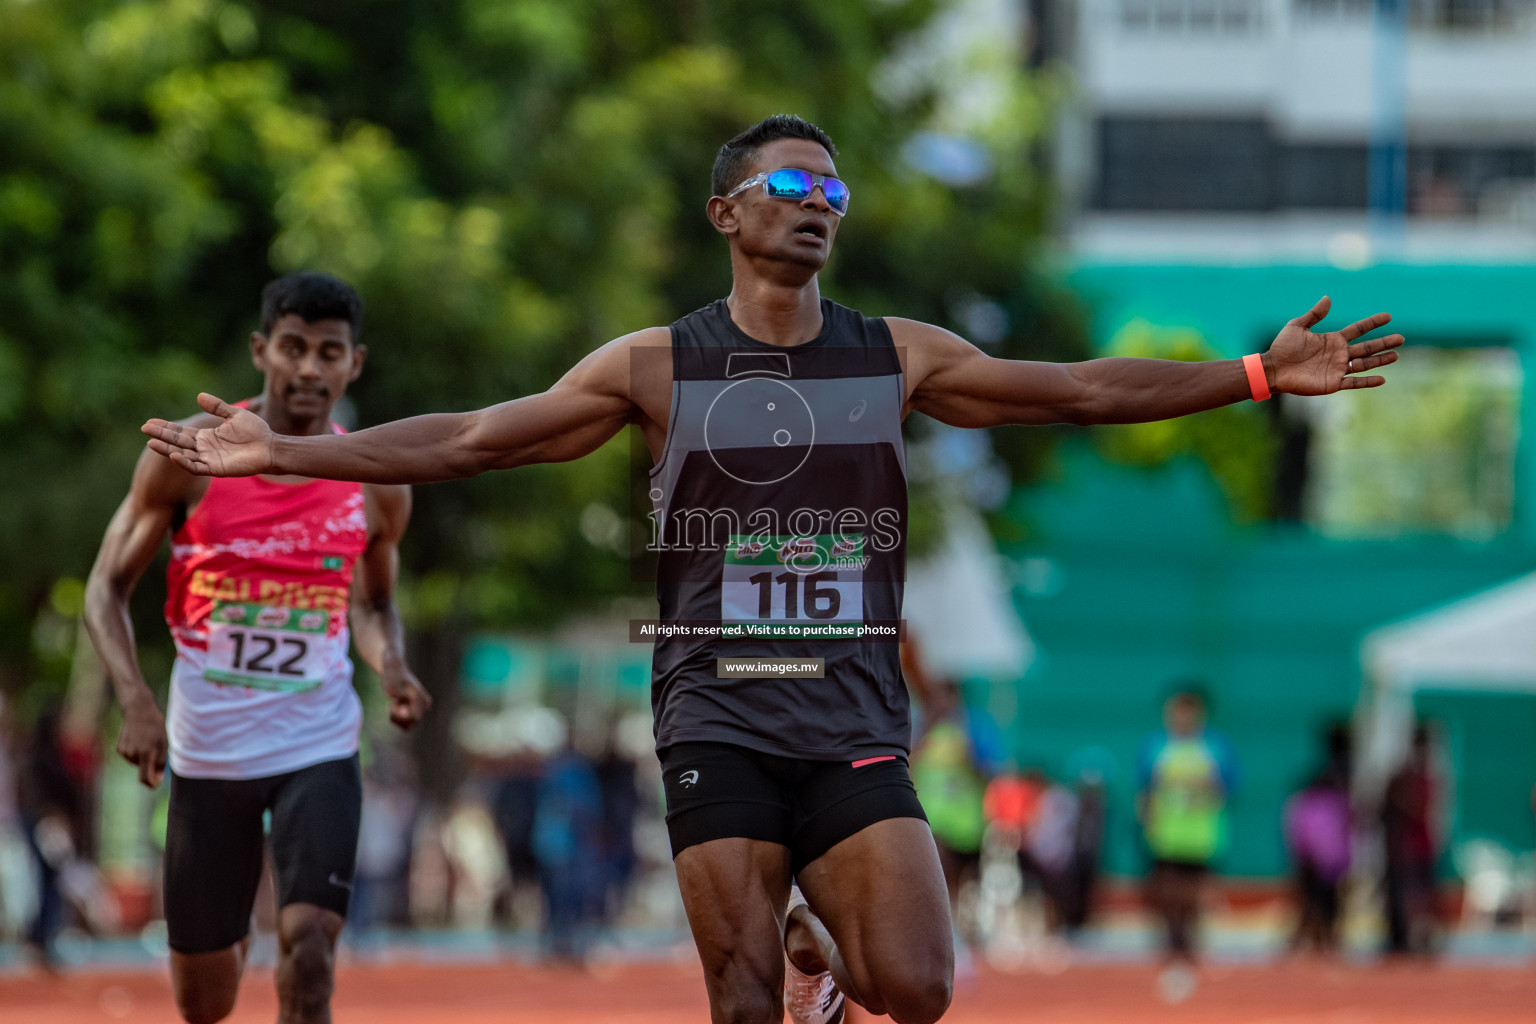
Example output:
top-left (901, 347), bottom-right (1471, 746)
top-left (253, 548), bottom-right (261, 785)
top-left (1136, 689), bottom-right (1237, 1000)
top-left (905, 645), bottom-right (1005, 946)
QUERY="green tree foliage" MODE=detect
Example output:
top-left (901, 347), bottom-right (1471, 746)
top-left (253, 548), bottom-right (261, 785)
top-left (1310, 348), bottom-right (1520, 539)
top-left (0, 0), bottom-right (1082, 709)
top-left (1093, 319), bottom-right (1276, 523)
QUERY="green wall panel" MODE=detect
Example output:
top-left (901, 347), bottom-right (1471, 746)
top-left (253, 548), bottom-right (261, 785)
top-left (991, 260), bottom-right (1536, 877)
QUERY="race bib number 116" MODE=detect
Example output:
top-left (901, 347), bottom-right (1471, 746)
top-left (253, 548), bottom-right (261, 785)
top-left (205, 602), bottom-right (329, 692)
top-left (721, 534), bottom-right (865, 629)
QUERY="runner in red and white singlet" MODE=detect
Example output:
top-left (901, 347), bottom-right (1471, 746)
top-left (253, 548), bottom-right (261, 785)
top-left (163, 468), bottom-right (369, 778)
top-left (86, 273), bottom-right (429, 1024)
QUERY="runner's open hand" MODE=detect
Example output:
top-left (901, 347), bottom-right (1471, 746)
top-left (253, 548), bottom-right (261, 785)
top-left (118, 698), bottom-right (168, 788)
top-left (382, 658), bottom-right (432, 731)
top-left (142, 393), bottom-right (275, 476)
top-left (1266, 296), bottom-right (1403, 396)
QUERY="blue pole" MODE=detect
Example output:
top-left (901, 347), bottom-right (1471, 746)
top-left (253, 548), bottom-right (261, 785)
top-left (1369, 0), bottom-right (1409, 237)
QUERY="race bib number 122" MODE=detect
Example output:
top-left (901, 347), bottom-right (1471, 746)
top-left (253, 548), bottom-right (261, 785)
top-left (205, 602), bottom-right (329, 692)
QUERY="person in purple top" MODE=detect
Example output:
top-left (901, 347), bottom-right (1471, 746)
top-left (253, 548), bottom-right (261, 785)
top-left (1284, 724), bottom-right (1352, 955)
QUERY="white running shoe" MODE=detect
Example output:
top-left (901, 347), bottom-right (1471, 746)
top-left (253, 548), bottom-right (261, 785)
top-left (784, 885), bottom-right (845, 1024)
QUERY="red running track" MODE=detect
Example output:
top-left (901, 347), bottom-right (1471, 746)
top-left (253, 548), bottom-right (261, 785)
top-left (2, 957), bottom-right (1533, 1023)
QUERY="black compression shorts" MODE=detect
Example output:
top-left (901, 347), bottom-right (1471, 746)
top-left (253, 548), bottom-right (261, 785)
top-left (659, 741), bottom-right (927, 875)
top-left (164, 754), bottom-right (361, 955)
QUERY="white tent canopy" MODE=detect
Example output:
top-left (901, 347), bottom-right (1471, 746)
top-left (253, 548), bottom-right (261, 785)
top-left (1357, 572), bottom-right (1536, 791)
top-left (903, 504), bottom-right (1034, 682)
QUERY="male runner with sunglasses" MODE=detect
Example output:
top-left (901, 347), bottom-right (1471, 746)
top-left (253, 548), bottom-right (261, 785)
top-left (143, 116), bottom-right (1403, 1024)
top-left (89, 272), bottom-right (430, 1024)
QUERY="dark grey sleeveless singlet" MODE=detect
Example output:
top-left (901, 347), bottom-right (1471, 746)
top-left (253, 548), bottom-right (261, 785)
top-left (649, 298), bottom-right (911, 760)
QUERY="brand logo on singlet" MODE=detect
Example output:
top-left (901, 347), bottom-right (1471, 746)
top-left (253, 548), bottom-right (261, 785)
top-left (777, 538), bottom-right (818, 563)
top-left (678, 770), bottom-right (700, 787)
top-left (255, 607), bottom-right (291, 628)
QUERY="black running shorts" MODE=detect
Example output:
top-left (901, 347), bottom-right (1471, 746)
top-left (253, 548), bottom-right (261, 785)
top-left (659, 741), bottom-right (927, 875)
top-left (164, 754), bottom-right (361, 955)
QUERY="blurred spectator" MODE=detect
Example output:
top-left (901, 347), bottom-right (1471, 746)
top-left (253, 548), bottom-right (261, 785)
top-left (1382, 723), bottom-right (1443, 957)
top-left (1019, 770), bottom-right (1079, 932)
top-left (983, 768), bottom-right (1044, 839)
top-left (489, 750), bottom-right (544, 908)
top-left (906, 641), bottom-right (1006, 931)
top-left (1284, 724), bottom-right (1352, 955)
top-left (1059, 769), bottom-right (1106, 933)
top-left (981, 766), bottom-right (1046, 939)
top-left (593, 728), bottom-right (639, 926)
top-left (0, 693), bottom-right (39, 940)
top-left (1137, 689), bottom-right (1236, 1001)
top-left (454, 704), bottom-right (570, 928)
top-left (994, 766), bottom-right (1105, 938)
top-left (532, 743), bottom-right (603, 962)
top-left (405, 803), bottom-right (454, 927)
top-left (440, 793), bottom-right (510, 929)
top-left (451, 703), bottom-right (658, 943)
top-left (20, 704), bottom-right (81, 965)
top-left (352, 745), bottom-right (421, 936)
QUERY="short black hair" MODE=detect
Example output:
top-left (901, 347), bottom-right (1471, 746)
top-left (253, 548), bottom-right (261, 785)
top-left (259, 272), bottom-right (363, 340)
top-left (712, 115), bottom-right (838, 198)
top-left (1165, 686), bottom-right (1209, 712)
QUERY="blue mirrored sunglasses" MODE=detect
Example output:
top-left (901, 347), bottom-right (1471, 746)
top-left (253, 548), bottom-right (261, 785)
top-left (726, 168), bottom-right (850, 216)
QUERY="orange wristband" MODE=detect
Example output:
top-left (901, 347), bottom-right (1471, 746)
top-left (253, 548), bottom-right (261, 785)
top-left (1243, 353), bottom-right (1271, 402)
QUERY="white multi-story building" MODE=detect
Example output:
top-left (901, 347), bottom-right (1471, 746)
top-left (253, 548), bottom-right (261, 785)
top-left (1033, 0), bottom-right (1534, 540)
top-left (1046, 0), bottom-right (1536, 264)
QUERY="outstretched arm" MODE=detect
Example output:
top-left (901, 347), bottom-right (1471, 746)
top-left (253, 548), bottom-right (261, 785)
top-left (350, 484), bottom-right (431, 731)
top-left (902, 297), bottom-right (1402, 428)
top-left (142, 330), bottom-right (655, 483)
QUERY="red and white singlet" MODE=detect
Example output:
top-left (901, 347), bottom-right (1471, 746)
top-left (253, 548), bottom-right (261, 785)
top-left (164, 471), bottom-right (368, 779)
